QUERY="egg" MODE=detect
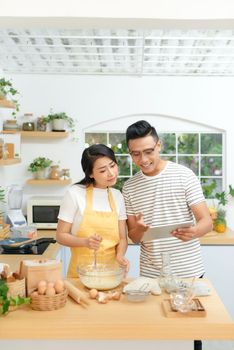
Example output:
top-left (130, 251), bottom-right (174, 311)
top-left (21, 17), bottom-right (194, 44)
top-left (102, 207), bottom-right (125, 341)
top-left (38, 285), bottom-right (47, 295)
top-left (111, 291), bottom-right (121, 301)
top-left (37, 280), bottom-right (47, 289)
top-left (45, 287), bottom-right (56, 296)
top-left (89, 288), bottom-right (98, 299)
top-left (30, 291), bottom-right (39, 297)
top-left (54, 280), bottom-right (64, 294)
top-left (47, 282), bottom-right (55, 289)
top-left (97, 292), bottom-right (109, 304)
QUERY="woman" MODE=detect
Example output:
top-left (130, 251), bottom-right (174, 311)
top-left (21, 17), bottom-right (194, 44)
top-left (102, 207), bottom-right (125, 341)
top-left (56, 144), bottom-right (129, 277)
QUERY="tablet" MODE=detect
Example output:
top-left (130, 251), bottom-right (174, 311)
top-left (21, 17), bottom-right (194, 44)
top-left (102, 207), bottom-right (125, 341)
top-left (141, 221), bottom-right (194, 242)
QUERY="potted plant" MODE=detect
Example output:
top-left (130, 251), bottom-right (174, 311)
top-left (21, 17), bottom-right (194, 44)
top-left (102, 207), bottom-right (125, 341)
top-left (44, 112), bottom-right (75, 132)
top-left (28, 157), bottom-right (53, 179)
top-left (204, 183), bottom-right (234, 233)
top-left (0, 78), bottom-right (20, 116)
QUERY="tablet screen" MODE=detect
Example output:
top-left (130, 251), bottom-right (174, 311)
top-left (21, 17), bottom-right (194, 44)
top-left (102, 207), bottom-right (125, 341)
top-left (141, 221), bottom-right (194, 242)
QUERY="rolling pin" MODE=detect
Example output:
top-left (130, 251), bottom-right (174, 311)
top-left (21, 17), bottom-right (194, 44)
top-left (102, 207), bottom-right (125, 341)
top-left (64, 280), bottom-right (89, 306)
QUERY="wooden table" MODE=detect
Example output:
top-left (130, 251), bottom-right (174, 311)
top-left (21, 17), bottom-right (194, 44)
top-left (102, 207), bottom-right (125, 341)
top-left (0, 278), bottom-right (234, 340)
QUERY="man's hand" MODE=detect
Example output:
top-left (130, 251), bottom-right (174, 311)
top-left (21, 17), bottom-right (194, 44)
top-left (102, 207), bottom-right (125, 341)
top-left (135, 212), bottom-right (150, 233)
top-left (171, 225), bottom-right (197, 242)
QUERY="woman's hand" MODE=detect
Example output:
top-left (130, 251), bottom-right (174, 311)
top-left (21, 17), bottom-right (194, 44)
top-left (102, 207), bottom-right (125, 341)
top-left (116, 255), bottom-right (130, 276)
top-left (86, 234), bottom-right (102, 250)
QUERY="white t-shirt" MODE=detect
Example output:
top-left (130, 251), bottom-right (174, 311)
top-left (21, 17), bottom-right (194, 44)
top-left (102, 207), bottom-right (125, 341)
top-left (58, 185), bottom-right (127, 235)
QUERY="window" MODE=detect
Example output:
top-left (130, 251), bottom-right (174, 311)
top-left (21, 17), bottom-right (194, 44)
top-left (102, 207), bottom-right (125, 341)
top-left (85, 132), bottom-right (224, 195)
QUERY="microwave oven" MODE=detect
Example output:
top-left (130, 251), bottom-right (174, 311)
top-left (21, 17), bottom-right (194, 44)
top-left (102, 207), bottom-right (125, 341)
top-left (27, 196), bottom-right (62, 229)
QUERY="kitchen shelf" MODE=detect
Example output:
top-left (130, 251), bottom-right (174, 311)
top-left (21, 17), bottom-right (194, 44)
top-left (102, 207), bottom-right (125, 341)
top-left (26, 179), bottom-right (72, 185)
top-left (1, 131), bottom-right (69, 138)
top-left (0, 158), bottom-right (21, 165)
top-left (0, 99), bottom-right (16, 109)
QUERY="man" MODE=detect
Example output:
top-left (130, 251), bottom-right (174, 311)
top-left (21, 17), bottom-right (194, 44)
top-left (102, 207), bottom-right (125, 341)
top-left (122, 120), bottom-right (212, 350)
top-left (123, 120), bottom-right (212, 279)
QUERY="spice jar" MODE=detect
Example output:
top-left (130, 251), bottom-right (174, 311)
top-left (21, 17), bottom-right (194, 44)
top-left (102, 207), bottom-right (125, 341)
top-left (49, 165), bottom-right (60, 180)
top-left (22, 113), bottom-right (35, 131)
top-left (36, 116), bottom-right (47, 131)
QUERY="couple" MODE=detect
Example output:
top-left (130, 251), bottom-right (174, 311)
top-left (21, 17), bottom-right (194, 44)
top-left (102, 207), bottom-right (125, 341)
top-left (56, 120), bottom-right (212, 280)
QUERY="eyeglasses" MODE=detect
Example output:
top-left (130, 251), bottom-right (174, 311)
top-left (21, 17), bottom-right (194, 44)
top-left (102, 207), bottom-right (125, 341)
top-left (129, 142), bottom-right (158, 159)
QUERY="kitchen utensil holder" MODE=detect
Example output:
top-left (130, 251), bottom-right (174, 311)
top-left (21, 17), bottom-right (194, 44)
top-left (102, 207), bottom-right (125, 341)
top-left (7, 278), bottom-right (26, 298)
top-left (30, 289), bottom-right (68, 311)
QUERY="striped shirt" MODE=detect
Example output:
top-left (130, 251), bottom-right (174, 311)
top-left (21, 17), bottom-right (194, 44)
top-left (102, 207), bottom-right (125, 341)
top-left (123, 161), bottom-right (205, 278)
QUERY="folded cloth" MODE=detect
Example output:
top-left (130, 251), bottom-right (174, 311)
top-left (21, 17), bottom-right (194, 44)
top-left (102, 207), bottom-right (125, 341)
top-left (123, 277), bottom-right (161, 295)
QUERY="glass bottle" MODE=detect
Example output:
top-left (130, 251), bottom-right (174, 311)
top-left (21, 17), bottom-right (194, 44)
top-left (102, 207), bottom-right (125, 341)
top-left (2, 143), bottom-right (9, 160)
top-left (159, 252), bottom-right (178, 293)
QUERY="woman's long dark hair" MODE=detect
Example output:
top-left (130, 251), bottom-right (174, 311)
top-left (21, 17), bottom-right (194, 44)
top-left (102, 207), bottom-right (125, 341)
top-left (76, 144), bottom-right (117, 186)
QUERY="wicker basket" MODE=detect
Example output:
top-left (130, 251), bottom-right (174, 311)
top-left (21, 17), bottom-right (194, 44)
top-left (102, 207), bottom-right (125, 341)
top-left (0, 222), bottom-right (10, 239)
top-left (30, 289), bottom-right (68, 311)
top-left (7, 278), bottom-right (26, 298)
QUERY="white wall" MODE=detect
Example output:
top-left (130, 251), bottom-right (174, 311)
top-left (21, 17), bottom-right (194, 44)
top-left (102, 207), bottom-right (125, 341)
top-left (0, 74), bottom-right (234, 227)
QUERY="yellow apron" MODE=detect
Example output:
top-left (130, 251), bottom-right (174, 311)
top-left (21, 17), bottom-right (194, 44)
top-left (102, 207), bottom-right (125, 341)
top-left (67, 184), bottom-right (119, 277)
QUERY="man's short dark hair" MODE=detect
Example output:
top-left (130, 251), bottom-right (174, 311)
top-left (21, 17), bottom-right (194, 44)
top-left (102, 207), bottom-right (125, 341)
top-left (126, 120), bottom-right (159, 145)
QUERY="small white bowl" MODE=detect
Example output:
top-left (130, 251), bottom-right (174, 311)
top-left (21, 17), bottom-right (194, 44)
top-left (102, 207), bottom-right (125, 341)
top-left (125, 290), bottom-right (150, 302)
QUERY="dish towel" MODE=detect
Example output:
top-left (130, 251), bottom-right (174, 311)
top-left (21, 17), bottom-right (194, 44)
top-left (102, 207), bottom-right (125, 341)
top-left (123, 277), bottom-right (161, 295)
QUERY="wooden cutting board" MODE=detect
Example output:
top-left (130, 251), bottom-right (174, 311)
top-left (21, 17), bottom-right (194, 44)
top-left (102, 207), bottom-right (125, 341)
top-left (162, 298), bottom-right (207, 317)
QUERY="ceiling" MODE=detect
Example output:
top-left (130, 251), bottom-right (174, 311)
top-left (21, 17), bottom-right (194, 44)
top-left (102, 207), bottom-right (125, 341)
top-left (1, 28), bottom-right (234, 76)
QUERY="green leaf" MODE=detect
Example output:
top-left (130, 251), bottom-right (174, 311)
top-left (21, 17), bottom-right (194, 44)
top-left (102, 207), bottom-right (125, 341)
top-left (0, 279), bottom-right (9, 300)
top-left (10, 296), bottom-right (30, 306)
top-left (2, 299), bottom-right (10, 314)
top-left (215, 191), bottom-right (228, 206)
top-left (229, 185), bottom-right (234, 197)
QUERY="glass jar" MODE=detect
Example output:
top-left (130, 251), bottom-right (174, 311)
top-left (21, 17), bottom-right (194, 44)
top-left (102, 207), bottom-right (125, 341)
top-left (49, 165), bottom-right (60, 180)
top-left (36, 116), bottom-right (47, 131)
top-left (22, 113), bottom-right (35, 131)
top-left (2, 143), bottom-right (9, 160)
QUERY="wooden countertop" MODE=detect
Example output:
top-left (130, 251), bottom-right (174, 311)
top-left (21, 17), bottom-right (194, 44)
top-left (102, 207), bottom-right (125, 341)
top-left (39, 227), bottom-right (234, 246)
top-left (1, 228), bottom-right (234, 273)
top-left (0, 230), bottom-right (60, 272)
top-left (0, 278), bottom-right (234, 340)
top-left (199, 228), bottom-right (234, 245)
